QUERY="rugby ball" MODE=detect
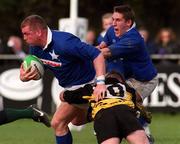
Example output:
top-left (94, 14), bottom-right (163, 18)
top-left (23, 55), bottom-right (44, 79)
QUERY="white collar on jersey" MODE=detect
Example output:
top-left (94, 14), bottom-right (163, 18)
top-left (126, 22), bottom-right (136, 32)
top-left (43, 27), bottom-right (52, 50)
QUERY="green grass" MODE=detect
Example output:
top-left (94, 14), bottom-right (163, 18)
top-left (150, 113), bottom-right (180, 144)
top-left (0, 113), bottom-right (180, 144)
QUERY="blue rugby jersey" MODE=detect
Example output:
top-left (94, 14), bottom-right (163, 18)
top-left (30, 30), bottom-right (100, 87)
top-left (103, 26), bottom-right (157, 81)
top-left (97, 31), bottom-right (124, 76)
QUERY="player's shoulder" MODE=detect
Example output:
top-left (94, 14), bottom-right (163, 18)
top-left (127, 28), bottom-right (142, 38)
top-left (52, 30), bottom-right (70, 38)
top-left (106, 26), bottom-right (114, 34)
top-left (52, 30), bottom-right (75, 37)
top-left (126, 27), bottom-right (138, 35)
top-left (124, 28), bottom-right (143, 43)
top-left (52, 30), bottom-right (79, 43)
top-left (52, 30), bottom-right (79, 49)
top-left (29, 46), bottom-right (42, 55)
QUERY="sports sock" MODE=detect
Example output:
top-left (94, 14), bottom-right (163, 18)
top-left (138, 117), bottom-right (146, 126)
top-left (56, 130), bottom-right (72, 144)
top-left (138, 117), bottom-right (151, 136)
top-left (2, 107), bottom-right (34, 124)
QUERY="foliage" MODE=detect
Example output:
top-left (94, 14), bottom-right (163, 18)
top-left (0, 0), bottom-right (180, 42)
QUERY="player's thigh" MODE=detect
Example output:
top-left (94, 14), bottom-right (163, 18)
top-left (126, 130), bottom-right (149, 144)
top-left (52, 102), bottom-right (79, 126)
top-left (101, 137), bottom-right (120, 144)
top-left (114, 105), bottom-right (143, 136)
top-left (71, 104), bottom-right (89, 125)
top-left (126, 76), bottom-right (158, 100)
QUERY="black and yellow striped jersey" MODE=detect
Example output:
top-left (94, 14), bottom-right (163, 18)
top-left (90, 82), bottom-right (136, 118)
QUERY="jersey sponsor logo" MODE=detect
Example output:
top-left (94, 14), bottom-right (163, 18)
top-left (41, 59), bottom-right (62, 67)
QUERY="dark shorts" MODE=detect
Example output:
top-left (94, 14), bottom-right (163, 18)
top-left (94, 105), bottom-right (143, 144)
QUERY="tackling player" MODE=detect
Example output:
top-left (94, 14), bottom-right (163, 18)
top-left (19, 15), bottom-right (106, 144)
top-left (60, 72), bottom-right (149, 144)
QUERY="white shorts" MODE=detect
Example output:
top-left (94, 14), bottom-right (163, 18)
top-left (126, 76), bottom-right (158, 100)
top-left (64, 80), bottom-right (95, 109)
top-left (64, 79), bottom-right (94, 91)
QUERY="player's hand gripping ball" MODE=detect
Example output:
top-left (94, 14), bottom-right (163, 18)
top-left (23, 55), bottom-right (44, 79)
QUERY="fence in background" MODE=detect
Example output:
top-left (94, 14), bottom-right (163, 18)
top-left (0, 54), bottom-right (180, 113)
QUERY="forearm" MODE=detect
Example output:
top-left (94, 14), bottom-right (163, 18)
top-left (93, 53), bottom-right (106, 77)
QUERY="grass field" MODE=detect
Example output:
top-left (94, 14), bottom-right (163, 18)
top-left (0, 113), bottom-right (180, 144)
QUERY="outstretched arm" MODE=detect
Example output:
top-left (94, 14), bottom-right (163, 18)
top-left (93, 53), bottom-right (107, 101)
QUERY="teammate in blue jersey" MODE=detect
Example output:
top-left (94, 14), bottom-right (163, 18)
top-left (97, 5), bottom-right (158, 143)
top-left (97, 13), bottom-right (113, 45)
top-left (19, 15), bottom-right (106, 144)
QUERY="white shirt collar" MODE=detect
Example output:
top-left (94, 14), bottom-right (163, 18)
top-left (127, 22), bottom-right (136, 32)
top-left (43, 27), bottom-right (52, 50)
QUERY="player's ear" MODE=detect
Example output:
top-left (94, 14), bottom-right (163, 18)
top-left (35, 28), bottom-right (42, 36)
top-left (36, 30), bottom-right (41, 36)
top-left (59, 91), bottom-right (65, 102)
top-left (126, 19), bottom-right (133, 27)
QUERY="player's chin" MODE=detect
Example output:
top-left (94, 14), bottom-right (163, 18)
top-left (27, 41), bottom-right (37, 46)
top-left (114, 31), bottom-right (121, 37)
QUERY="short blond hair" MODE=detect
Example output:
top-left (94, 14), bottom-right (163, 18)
top-left (21, 15), bottom-right (47, 30)
top-left (102, 13), bottom-right (112, 20)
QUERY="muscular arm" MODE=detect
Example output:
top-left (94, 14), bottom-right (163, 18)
top-left (99, 38), bottom-right (140, 59)
top-left (93, 53), bottom-right (106, 77)
top-left (93, 53), bottom-right (107, 101)
top-left (108, 38), bottom-right (140, 58)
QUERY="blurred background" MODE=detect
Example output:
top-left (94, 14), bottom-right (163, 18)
top-left (0, 0), bottom-right (180, 144)
top-left (0, 0), bottom-right (179, 114)
top-left (0, 0), bottom-right (180, 41)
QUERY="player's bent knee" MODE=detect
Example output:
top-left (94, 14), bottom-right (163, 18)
top-left (51, 119), bottom-right (66, 129)
top-left (71, 117), bottom-right (86, 126)
top-left (71, 113), bottom-right (88, 126)
top-left (51, 119), bottom-right (60, 129)
top-left (51, 116), bottom-right (70, 130)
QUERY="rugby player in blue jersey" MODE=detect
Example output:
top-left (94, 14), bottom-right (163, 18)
top-left (97, 5), bottom-right (158, 143)
top-left (19, 15), bottom-right (106, 144)
top-left (97, 13), bottom-right (113, 45)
